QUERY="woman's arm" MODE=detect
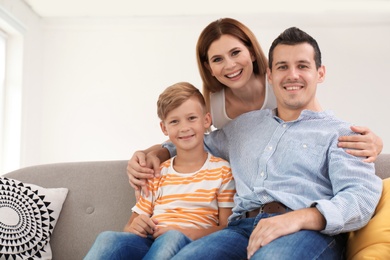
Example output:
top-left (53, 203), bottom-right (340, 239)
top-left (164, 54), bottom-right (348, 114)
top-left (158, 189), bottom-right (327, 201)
top-left (338, 126), bottom-right (383, 163)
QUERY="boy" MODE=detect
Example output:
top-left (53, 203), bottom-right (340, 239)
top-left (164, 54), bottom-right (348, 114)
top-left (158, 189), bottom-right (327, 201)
top-left (84, 82), bottom-right (235, 260)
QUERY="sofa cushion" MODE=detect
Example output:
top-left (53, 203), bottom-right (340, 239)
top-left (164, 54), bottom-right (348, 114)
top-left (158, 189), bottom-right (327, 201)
top-left (346, 178), bottom-right (390, 259)
top-left (0, 177), bottom-right (68, 259)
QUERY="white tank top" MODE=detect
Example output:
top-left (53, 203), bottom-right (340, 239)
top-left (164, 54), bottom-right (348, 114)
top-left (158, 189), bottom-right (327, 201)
top-left (210, 79), bottom-right (277, 129)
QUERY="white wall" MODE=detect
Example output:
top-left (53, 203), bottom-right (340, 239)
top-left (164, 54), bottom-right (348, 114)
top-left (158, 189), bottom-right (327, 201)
top-left (1, 1), bottom-right (390, 171)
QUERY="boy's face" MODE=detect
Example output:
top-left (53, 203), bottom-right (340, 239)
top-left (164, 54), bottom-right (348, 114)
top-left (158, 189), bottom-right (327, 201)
top-left (268, 43), bottom-right (325, 117)
top-left (160, 97), bottom-right (211, 152)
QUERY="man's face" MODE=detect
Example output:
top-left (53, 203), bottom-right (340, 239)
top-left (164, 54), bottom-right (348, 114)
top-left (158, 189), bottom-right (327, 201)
top-left (268, 43), bottom-right (325, 120)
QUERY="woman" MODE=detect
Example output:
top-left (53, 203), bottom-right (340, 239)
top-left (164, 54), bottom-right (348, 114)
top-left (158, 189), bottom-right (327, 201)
top-left (127, 18), bottom-right (383, 190)
top-left (197, 17), bottom-right (276, 129)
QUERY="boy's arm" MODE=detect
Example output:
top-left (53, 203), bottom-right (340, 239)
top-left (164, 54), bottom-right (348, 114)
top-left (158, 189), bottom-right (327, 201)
top-left (123, 212), bottom-right (138, 231)
top-left (152, 207), bottom-right (232, 240)
top-left (185, 207), bottom-right (232, 240)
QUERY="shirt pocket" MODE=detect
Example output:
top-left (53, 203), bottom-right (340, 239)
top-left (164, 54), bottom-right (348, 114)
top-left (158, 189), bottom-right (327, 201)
top-left (275, 139), bottom-right (327, 178)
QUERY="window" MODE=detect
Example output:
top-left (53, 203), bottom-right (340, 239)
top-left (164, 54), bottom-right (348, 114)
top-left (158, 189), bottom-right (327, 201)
top-left (0, 30), bottom-right (5, 173)
top-left (0, 8), bottom-right (25, 174)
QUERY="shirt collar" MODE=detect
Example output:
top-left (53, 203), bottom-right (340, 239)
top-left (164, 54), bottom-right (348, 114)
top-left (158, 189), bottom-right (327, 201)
top-left (272, 108), bottom-right (334, 123)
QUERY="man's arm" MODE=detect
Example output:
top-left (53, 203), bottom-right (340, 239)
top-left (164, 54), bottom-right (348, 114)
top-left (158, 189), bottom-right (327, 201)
top-left (316, 144), bottom-right (382, 234)
top-left (127, 145), bottom-right (171, 198)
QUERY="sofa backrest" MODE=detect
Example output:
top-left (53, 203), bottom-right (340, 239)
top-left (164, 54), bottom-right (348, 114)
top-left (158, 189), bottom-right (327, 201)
top-left (3, 154), bottom-right (390, 259)
top-left (4, 160), bottom-right (134, 260)
top-left (375, 154), bottom-right (390, 179)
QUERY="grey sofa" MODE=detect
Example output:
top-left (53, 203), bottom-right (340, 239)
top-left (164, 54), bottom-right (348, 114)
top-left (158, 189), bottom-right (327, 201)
top-left (4, 155), bottom-right (390, 260)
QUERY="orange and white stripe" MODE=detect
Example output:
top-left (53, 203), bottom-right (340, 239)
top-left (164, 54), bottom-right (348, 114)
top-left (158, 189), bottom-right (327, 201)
top-left (132, 153), bottom-right (235, 229)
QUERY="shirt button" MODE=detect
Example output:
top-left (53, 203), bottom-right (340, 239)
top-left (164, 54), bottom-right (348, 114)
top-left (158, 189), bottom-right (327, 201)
top-left (283, 124), bottom-right (287, 128)
top-left (268, 146), bottom-right (273, 150)
top-left (303, 144), bottom-right (307, 148)
top-left (260, 172), bottom-right (264, 177)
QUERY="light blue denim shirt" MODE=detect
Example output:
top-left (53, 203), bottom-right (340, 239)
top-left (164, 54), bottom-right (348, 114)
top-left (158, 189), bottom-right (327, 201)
top-left (164, 109), bottom-right (382, 235)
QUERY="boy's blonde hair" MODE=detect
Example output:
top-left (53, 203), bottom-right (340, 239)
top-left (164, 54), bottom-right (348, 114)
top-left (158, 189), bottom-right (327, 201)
top-left (157, 82), bottom-right (206, 121)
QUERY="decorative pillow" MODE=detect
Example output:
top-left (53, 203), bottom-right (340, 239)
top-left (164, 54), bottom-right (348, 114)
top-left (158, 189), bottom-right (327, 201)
top-left (347, 178), bottom-right (390, 259)
top-left (0, 177), bottom-right (68, 259)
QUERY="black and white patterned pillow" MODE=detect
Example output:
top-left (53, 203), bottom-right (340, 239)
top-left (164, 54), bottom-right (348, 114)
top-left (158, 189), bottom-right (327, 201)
top-left (0, 177), bottom-right (68, 259)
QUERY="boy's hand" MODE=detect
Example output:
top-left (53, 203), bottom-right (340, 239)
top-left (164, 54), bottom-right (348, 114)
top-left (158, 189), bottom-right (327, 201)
top-left (124, 214), bottom-right (159, 238)
top-left (152, 225), bottom-right (174, 239)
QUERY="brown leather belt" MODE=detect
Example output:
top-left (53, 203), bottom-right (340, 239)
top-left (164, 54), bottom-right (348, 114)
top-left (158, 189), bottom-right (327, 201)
top-left (246, 202), bottom-right (288, 218)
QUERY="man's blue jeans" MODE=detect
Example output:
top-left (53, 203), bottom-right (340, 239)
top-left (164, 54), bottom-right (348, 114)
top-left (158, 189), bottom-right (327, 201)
top-left (172, 213), bottom-right (347, 260)
top-left (84, 230), bottom-right (192, 260)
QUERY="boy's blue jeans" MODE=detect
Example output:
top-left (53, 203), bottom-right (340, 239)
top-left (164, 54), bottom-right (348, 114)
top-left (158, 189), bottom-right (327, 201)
top-left (84, 230), bottom-right (192, 260)
top-left (172, 213), bottom-right (347, 260)
top-left (85, 213), bottom-right (346, 260)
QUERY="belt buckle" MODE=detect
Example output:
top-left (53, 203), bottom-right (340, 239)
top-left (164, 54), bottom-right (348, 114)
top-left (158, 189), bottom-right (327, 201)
top-left (259, 205), bottom-right (265, 214)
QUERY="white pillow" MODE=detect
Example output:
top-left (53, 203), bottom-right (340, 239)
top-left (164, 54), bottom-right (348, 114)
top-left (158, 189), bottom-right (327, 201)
top-left (0, 177), bottom-right (68, 259)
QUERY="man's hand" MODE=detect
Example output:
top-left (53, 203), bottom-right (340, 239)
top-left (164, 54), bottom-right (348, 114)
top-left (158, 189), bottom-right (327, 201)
top-left (127, 151), bottom-right (154, 187)
top-left (338, 126), bottom-right (383, 163)
top-left (127, 148), bottom-right (163, 198)
top-left (127, 145), bottom-right (171, 199)
top-left (247, 213), bottom-right (300, 259)
top-left (247, 208), bottom-right (325, 259)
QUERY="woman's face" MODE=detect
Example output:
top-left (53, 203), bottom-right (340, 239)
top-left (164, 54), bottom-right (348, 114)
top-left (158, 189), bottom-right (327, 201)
top-left (206, 34), bottom-right (255, 90)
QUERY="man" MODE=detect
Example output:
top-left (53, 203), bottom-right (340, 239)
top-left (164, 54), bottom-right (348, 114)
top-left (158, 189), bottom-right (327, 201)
top-left (165, 27), bottom-right (382, 259)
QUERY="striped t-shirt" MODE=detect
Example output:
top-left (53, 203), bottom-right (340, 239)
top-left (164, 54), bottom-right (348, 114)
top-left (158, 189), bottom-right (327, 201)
top-left (132, 153), bottom-right (235, 229)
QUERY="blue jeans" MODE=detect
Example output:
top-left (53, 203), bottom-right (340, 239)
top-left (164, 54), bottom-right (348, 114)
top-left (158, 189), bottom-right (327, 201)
top-left (172, 213), bottom-right (347, 260)
top-left (84, 230), bottom-right (192, 260)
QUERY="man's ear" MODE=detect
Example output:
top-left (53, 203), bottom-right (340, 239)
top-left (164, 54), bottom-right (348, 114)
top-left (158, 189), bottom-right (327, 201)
top-left (160, 121), bottom-right (169, 136)
top-left (318, 65), bottom-right (326, 83)
top-left (204, 62), bottom-right (214, 76)
top-left (267, 67), bottom-right (273, 84)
